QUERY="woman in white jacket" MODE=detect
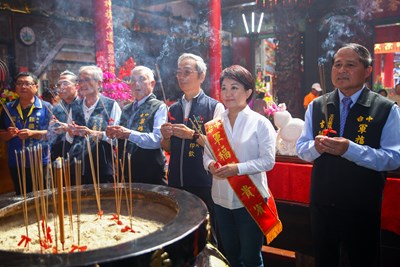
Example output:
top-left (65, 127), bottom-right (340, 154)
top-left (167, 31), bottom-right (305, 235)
top-left (203, 65), bottom-right (278, 267)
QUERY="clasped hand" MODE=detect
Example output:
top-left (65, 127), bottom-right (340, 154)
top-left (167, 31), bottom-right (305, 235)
top-left (160, 123), bottom-right (194, 140)
top-left (315, 135), bottom-right (350, 156)
top-left (208, 161), bottom-right (238, 179)
top-left (6, 127), bottom-right (32, 140)
top-left (105, 125), bottom-right (131, 139)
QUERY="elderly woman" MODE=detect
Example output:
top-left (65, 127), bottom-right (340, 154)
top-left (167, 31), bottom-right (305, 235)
top-left (203, 65), bottom-right (279, 267)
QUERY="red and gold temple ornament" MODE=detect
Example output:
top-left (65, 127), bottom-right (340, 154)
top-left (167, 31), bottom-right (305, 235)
top-left (374, 42), bottom-right (400, 54)
top-left (205, 119), bottom-right (282, 244)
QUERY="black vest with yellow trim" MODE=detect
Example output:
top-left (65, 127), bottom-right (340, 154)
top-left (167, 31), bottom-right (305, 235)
top-left (80, 95), bottom-right (115, 183)
top-left (311, 88), bottom-right (393, 211)
top-left (118, 94), bottom-right (166, 185)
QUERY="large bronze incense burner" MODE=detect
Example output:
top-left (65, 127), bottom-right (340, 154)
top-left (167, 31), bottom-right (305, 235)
top-left (0, 183), bottom-right (208, 266)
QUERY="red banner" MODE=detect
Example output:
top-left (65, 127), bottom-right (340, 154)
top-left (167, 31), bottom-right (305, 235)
top-left (94, 0), bottom-right (116, 74)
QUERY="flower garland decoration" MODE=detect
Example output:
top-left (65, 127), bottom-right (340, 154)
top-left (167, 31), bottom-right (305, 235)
top-left (0, 87), bottom-right (18, 104)
top-left (101, 71), bottom-right (132, 103)
top-left (264, 101), bottom-right (286, 117)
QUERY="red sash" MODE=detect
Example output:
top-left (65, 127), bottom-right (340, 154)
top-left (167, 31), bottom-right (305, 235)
top-left (205, 119), bottom-right (282, 244)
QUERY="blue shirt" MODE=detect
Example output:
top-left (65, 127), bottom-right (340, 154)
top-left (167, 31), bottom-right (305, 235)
top-left (297, 91), bottom-right (400, 172)
top-left (0, 96), bottom-right (52, 167)
top-left (125, 94), bottom-right (168, 149)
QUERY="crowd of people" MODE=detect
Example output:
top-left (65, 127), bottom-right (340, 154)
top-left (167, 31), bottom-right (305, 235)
top-left (1, 44), bottom-right (400, 267)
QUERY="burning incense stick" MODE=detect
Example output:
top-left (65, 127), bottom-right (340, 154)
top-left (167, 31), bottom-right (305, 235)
top-left (128, 153), bottom-right (133, 230)
top-left (15, 150), bottom-right (24, 199)
top-left (55, 157), bottom-right (65, 250)
top-left (48, 159), bottom-right (59, 253)
top-left (0, 101), bottom-right (16, 127)
top-left (318, 63), bottom-right (329, 127)
top-left (63, 154), bottom-right (74, 241)
top-left (16, 150), bottom-right (30, 250)
top-left (85, 136), bottom-right (102, 217)
top-left (96, 135), bottom-right (100, 191)
top-left (36, 145), bottom-right (51, 250)
top-left (75, 158), bottom-right (84, 249)
top-left (47, 89), bottom-right (73, 123)
top-left (111, 138), bottom-right (118, 220)
top-left (155, 64), bottom-right (167, 103)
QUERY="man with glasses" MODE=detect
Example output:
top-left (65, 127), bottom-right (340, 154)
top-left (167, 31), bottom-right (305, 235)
top-left (160, 53), bottom-right (225, 246)
top-left (106, 66), bottom-right (168, 185)
top-left (48, 70), bottom-right (83, 180)
top-left (0, 72), bottom-right (53, 195)
top-left (68, 65), bottom-right (121, 185)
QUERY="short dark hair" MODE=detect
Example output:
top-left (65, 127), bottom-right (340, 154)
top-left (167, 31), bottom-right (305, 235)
top-left (15, 72), bottom-right (38, 84)
top-left (332, 43), bottom-right (372, 68)
top-left (220, 65), bottom-right (254, 103)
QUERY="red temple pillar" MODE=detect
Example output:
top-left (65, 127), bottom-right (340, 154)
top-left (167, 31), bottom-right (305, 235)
top-left (373, 54), bottom-right (382, 86)
top-left (208, 0), bottom-right (222, 101)
top-left (383, 53), bottom-right (394, 88)
top-left (93, 0), bottom-right (116, 74)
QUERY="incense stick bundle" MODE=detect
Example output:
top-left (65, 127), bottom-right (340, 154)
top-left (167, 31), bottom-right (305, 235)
top-left (189, 117), bottom-right (218, 162)
top-left (28, 147), bottom-right (43, 253)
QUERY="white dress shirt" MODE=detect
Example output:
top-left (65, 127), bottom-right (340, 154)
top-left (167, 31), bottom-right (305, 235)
top-left (181, 90), bottom-right (225, 120)
top-left (203, 106), bottom-right (277, 209)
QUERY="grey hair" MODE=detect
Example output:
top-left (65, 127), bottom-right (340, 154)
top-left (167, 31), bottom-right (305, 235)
top-left (79, 65), bottom-right (103, 82)
top-left (131, 66), bottom-right (155, 82)
top-left (333, 43), bottom-right (372, 68)
top-left (178, 53), bottom-right (207, 75)
top-left (59, 70), bottom-right (77, 82)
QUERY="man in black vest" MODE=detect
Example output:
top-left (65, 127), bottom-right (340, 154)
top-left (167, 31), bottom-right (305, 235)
top-left (49, 71), bottom-right (81, 155)
top-left (106, 66), bottom-right (167, 185)
top-left (69, 65), bottom-right (121, 185)
top-left (297, 43), bottom-right (400, 267)
top-left (48, 70), bottom-right (83, 185)
top-left (160, 53), bottom-right (225, 246)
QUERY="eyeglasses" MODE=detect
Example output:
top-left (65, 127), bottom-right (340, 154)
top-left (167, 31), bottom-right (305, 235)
top-left (130, 76), bottom-right (147, 85)
top-left (175, 69), bottom-right (198, 77)
top-left (77, 78), bottom-right (94, 84)
top-left (56, 81), bottom-right (74, 88)
top-left (15, 82), bottom-right (36, 87)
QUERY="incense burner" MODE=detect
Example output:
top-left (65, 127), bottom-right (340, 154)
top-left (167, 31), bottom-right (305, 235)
top-left (0, 183), bottom-right (208, 266)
